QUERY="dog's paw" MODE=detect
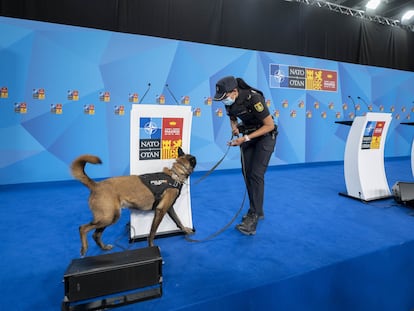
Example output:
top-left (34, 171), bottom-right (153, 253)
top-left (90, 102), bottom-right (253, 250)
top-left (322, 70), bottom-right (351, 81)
top-left (102, 244), bottom-right (113, 251)
top-left (80, 248), bottom-right (87, 257)
top-left (183, 227), bottom-right (195, 235)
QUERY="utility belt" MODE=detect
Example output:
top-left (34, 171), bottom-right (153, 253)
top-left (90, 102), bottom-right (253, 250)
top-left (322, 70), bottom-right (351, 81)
top-left (237, 123), bottom-right (259, 135)
top-left (237, 123), bottom-right (278, 137)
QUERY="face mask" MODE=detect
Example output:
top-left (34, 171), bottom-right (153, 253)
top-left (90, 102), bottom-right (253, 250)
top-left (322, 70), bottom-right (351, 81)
top-left (222, 96), bottom-right (235, 106)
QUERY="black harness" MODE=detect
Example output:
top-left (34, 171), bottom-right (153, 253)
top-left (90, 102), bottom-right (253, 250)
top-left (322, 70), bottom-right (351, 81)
top-left (138, 172), bottom-right (182, 209)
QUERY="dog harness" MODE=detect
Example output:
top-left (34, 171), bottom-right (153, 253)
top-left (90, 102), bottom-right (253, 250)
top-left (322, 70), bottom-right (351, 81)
top-left (138, 172), bottom-right (182, 209)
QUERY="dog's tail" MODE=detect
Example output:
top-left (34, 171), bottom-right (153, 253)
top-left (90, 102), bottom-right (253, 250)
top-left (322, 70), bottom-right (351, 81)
top-left (70, 155), bottom-right (102, 190)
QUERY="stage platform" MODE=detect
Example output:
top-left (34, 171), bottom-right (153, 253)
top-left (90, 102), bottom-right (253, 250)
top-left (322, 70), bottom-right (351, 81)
top-left (1, 158), bottom-right (414, 310)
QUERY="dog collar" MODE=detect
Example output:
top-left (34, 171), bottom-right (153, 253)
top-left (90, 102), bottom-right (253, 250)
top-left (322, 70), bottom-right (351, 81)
top-left (171, 168), bottom-right (187, 184)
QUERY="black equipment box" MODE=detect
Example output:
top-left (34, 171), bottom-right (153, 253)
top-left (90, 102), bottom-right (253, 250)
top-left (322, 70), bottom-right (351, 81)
top-left (62, 246), bottom-right (162, 310)
top-left (392, 181), bottom-right (414, 207)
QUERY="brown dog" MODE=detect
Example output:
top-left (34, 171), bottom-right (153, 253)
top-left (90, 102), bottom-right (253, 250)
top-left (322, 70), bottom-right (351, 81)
top-left (71, 147), bottom-right (196, 256)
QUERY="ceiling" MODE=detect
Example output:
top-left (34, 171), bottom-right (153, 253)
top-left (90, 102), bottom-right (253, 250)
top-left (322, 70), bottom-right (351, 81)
top-left (329, 0), bottom-right (414, 21)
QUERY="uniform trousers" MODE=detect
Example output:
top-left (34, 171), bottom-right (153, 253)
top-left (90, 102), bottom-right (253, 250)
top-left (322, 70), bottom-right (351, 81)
top-left (240, 132), bottom-right (276, 217)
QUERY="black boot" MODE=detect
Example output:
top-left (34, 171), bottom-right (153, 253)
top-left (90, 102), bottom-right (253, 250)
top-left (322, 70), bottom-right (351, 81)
top-left (242, 211), bottom-right (264, 221)
top-left (236, 213), bottom-right (258, 235)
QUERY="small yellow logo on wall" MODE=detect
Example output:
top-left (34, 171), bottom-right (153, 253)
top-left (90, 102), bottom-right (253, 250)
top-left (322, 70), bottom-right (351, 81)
top-left (254, 102), bottom-right (264, 112)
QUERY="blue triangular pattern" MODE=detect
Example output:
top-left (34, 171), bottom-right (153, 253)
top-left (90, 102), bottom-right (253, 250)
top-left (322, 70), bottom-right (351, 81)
top-left (1, 17), bottom-right (414, 184)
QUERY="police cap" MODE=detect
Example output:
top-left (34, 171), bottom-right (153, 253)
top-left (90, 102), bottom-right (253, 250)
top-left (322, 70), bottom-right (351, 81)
top-left (213, 76), bottom-right (238, 101)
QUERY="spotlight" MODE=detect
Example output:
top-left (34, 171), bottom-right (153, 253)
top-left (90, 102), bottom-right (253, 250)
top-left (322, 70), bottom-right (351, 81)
top-left (401, 10), bottom-right (414, 25)
top-left (365, 0), bottom-right (381, 16)
top-left (366, 0), bottom-right (381, 10)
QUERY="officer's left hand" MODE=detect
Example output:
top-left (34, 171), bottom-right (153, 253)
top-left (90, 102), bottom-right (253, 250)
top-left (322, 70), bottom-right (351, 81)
top-left (228, 136), bottom-right (245, 146)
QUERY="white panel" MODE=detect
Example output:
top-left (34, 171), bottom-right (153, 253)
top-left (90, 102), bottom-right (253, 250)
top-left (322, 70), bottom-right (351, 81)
top-left (129, 104), bottom-right (193, 240)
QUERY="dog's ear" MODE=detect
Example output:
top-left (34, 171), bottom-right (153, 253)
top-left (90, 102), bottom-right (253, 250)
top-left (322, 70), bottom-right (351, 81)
top-left (189, 156), bottom-right (197, 168)
top-left (177, 147), bottom-right (184, 157)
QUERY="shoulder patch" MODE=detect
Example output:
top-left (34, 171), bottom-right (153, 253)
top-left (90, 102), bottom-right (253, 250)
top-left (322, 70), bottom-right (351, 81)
top-left (254, 102), bottom-right (264, 112)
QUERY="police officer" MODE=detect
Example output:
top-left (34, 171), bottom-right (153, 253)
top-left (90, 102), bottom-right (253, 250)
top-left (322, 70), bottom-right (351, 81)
top-left (213, 76), bottom-right (277, 235)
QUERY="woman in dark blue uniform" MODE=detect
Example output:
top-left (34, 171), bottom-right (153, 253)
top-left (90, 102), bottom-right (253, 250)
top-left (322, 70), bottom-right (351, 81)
top-left (213, 76), bottom-right (277, 235)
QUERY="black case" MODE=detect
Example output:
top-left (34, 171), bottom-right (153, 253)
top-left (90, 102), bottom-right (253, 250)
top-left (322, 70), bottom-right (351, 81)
top-left (62, 246), bottom-right (162, 310)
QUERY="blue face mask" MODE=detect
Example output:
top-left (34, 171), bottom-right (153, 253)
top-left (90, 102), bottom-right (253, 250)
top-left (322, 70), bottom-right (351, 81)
top-left (222, 96), bottom-right (235, 106)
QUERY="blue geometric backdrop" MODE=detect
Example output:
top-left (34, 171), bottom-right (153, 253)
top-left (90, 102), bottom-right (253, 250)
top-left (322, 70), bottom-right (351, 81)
top-left (1, 16), bottom-right (414, 184)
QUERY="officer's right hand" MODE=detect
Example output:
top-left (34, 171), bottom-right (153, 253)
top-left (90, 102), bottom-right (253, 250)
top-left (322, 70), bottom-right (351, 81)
top-left (232, 127), bottom-right (240, 136)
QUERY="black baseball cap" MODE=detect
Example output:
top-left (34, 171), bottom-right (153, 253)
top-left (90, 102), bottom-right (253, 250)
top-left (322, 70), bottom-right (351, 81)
top-left (213, 76), bottom-right (238, 101)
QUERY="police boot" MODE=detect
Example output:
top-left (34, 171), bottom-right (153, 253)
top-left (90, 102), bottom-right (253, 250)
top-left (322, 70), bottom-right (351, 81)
top-left (242, 211), bottom-right (264, 221)
top-left (236, 213), bottom-right (258, 235)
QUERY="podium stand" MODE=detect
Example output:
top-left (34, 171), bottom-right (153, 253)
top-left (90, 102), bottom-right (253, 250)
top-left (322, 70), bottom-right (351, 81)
top-left (400, 122), bottom-right (414, 177)
top-left (129, 104), bottom-right (193, 242)
top-left (339, 112), bottom-right (392, 201)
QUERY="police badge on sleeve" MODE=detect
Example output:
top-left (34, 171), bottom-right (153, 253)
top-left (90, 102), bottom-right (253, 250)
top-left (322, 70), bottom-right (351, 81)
top-left (254, 102), bottom-right (264, 112)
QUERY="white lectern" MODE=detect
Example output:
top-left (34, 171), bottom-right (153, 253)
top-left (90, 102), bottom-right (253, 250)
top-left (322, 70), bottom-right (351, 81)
top-left (129, 104), bottom-right (193, 241)
top-left (340, 112), bottom-right (392, 201)
top-left (400, 122), bottom-right (414, 177)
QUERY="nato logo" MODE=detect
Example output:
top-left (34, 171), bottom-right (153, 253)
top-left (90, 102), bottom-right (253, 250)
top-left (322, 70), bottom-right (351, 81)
top-left (269, 64), bottom-right (289, 88)
top-left (139, 117), bottom-right (161, 139)
top-left (364, 121), bottom-right (376, 137)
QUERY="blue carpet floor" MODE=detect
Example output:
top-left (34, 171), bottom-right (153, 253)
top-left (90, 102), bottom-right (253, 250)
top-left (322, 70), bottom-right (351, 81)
top-left (1, 158), bottom-right (414, 310)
